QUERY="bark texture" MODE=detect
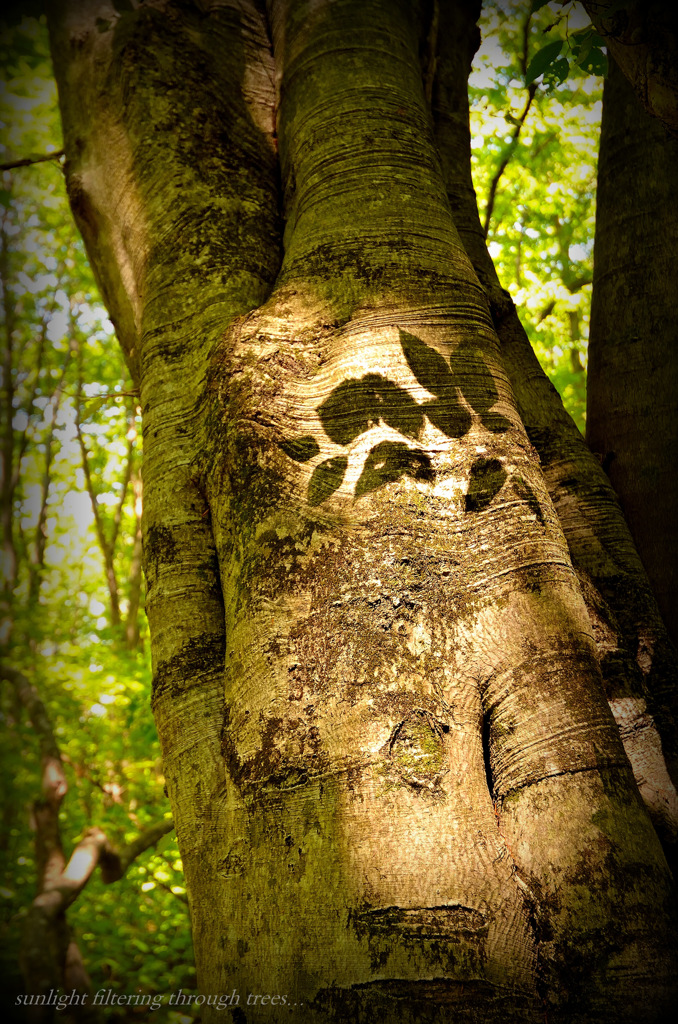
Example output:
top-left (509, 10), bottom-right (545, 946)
top-left (587, 56), bottom-right (678, 650)
top-left (47, 1), bottom-right (678, 1022)
top-left (582, 0), bottom-right (678, 138)
top-left (431, 0), bottom-right (678, 859)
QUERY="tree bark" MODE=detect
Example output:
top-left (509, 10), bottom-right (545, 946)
top-left (581, 0), bottom-right (678, 138)
top-left (587, 56), bottom-right (678, 649)
top-left (46, 1), bottom-right (678, 1021)
top-left (430, 0), bottom-right (678, 859)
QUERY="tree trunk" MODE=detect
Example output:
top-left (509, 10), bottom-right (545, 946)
top-left (581, 0), bottom-right (678, 138)
top-left (46, 1), bottom-right (678, 1021)
top-left (431, 0), bottom-right (678, 862)
top-left (587, 55), bottom-right (678, 649)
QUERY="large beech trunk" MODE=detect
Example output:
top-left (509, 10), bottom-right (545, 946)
top-left (47, 1), bottom-right (678, 1022)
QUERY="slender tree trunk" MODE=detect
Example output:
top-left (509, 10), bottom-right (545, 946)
top-left (124, 465), bottom-right (143, 649)
top-left (587, 56), bottom-right (678, 649)
top-left (1, 219), bottom-right (18, 640)
top-left (47, 1), bottom-right (678, 1021)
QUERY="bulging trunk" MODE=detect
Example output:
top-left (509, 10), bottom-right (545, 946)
top-left (47, 1), bottom-right (678, 1021)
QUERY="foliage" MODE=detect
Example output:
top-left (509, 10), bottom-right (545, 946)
top-left (0, 14), bottom-right (193, 1014)
top-left (470, 0), bottom-right (603, 431)
top-left (527, 1), bottom-right (607, 86)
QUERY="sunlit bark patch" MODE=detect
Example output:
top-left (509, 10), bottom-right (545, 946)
top-left (386, 712), bottom-right (448, 790)
top-left (609, 695), bottom-right (678, 840)
top-left (273, 324), bottom-right (515, 506)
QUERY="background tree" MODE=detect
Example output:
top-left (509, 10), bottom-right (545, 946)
top-left (1, 18), bottom-right (192, 1019)
top-left (586, 54), bottom-right (678, 648)
top-left (468, 0), bottom-right (603, 428)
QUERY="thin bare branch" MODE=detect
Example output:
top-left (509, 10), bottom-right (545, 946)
top-left (482, 7), bottom-right (537, 237)
top-left (0, 149), bottom-right (64, 171)
top-left (483, 84), bottom-right (537, 236)
top-left (73, 330), bottom-right (121, 626)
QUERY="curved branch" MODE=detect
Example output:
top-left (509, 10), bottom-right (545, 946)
top-left (483, 84), bottom-right (537, 236)
top-left (482, 5), bottom-right (537, 237)
top-left (36, 817), bottom-right (175, 908)
top-left (99, 818), bottom-right (175, 883)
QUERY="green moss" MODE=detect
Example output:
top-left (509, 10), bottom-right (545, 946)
top-left (386, 714), bottom-right (447, 789)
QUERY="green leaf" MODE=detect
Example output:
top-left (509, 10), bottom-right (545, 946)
top-left (543, 57), bottom-right (570, 88)
top-left (570, 27), bottom-right (605, 51)
top-left (0, 190), bottom-right (11, 209)
top-left (525, 40), bottom-right (563, 85)
top-left (579, 48), bottom-right (608, 77)
top-left (570, 27), bottom-right (607, 71)
top-left (81, 394), bottom-right (114, 420)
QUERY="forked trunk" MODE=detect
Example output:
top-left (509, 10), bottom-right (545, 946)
top-left (47, 1), bottom-right (677, 1021)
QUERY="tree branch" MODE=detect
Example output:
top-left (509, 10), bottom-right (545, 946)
top-left (0, 149), bottom-right (65, 171)
top-left (98, 818), bottom-right (175, 883)
top-left (482, 8), bottom-right (536, 237)
top-left (483, 84), bottom-right (537, 236)
top-left (74, 340), bottom-right (121, 626)
top-left (4, 662), bottom-right (173, 1011)
top-left (1, 664), bottom-right (63, 771)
